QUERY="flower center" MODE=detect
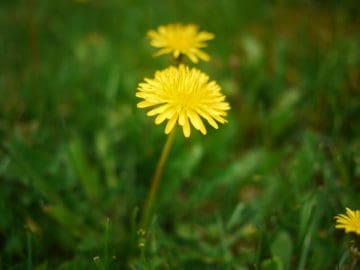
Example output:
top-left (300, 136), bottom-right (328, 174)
top-left (167, 31), bottom-right (194, 51)
top-left (170, 79), bottom-right (203, 110)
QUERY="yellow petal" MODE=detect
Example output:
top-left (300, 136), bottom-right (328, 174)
top-left (137, 101), bottom-right (154, 108)
top-left (187, 109), bottom-right (206, 135)
top-left (147, 104), bottom-right (170, 116)
top-left (182, 116), bottom-right (191, 138)
top-left (165, 113), bottom-right (178, 134)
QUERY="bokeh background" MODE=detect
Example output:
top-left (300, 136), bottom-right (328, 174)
top-left (1, 0), bottom-right (359, 269)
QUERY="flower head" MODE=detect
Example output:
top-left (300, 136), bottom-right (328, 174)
top-left (335, 208), bottom-right (360, 235)
top-left (147, 23), bottom-right (214, 63)
top-left (136, 65), bottom-right (230, 137)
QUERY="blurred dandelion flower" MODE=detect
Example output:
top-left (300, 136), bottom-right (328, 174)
top-left (335, 208), bottom-right (360, 235)
top-left (147, 23), bottom-right (214, 63)
top-left (136, 65), bottom-right (230, 137)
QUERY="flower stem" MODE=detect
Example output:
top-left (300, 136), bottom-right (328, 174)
top-left (173, 54), bottom-right (184, 66)
top-left (141, 129), bottom-right (176, 228)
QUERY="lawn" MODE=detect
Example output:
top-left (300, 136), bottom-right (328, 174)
top-left (1, 0), bottom-right (359, 269)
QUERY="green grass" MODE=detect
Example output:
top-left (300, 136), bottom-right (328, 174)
top-left (1, 0), bottom-right (360, 269)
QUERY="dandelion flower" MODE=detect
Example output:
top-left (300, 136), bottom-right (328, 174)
top-left (147, 23), bottom-right (214, 63)
top-left (136, 65), bottom-right (230, 137)
top-left (335, 208), bottom-right (360, 235)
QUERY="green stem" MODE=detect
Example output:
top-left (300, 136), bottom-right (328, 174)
top-left (141, 129), bottom-right (176, 228)
top-left (173, 54), bottom-right (184, 66)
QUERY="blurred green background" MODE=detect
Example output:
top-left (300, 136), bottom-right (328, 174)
top-left (1, 0), bottom-right (359, 269)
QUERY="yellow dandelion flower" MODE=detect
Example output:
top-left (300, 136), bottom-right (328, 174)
top-left (147, 23), bottom-right (215, 63)
top-left (136, 65), bottom-right (230, 138)
top-left (335, 208), bottom-right (360, 235)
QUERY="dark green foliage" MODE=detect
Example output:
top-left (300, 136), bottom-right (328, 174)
top-left (1, 0), bottom-right (359, 269)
